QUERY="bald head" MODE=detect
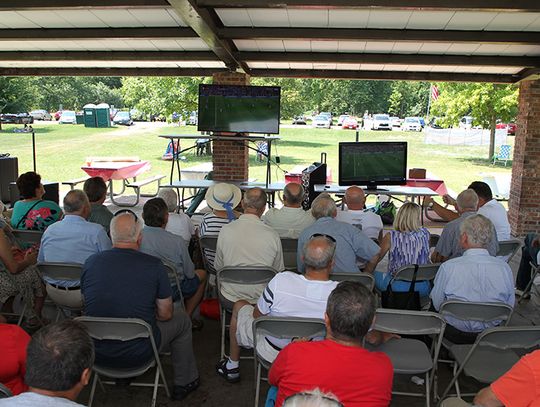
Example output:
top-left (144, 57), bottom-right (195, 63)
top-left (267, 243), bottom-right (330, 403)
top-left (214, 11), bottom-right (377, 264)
top-left (344, 186), bottom-right (366, 210)
top-left (242, 187), bottom-right (267, 217)
top-left (110, 212), bottom-right (143, 248)
top-left (303, 235), bottom-right (336, 273)
top-left (283, 183), bottom-right (304, 207)
top-left (63, 189), bottom-right (90, 218)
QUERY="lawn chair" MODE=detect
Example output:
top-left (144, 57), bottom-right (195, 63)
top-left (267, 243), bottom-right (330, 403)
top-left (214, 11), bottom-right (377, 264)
top-left (496, 239), bottom-right (521, 263)
top-left (280, 237), bottom-right (298, 272)
top-left (76, 316), bottom-right (170, 407)
top-left (38, 262), bottom-right (83, 321)
top-left (492, 144), bottom-right (512, 166)
top-left (252, 316), bottom-right (326, 407)
top-left (329, 272), bottom-right (375, 291)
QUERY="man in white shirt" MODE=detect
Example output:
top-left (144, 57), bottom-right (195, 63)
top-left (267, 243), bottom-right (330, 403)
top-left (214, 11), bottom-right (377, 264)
top-left (336, 186), bottom-right (383, 242)
top-left (215, 187), bottom-right (284, 303)
top-left (430, 214), bottom-right (514, 344)
top-left (262, 182), bottom-right (314, 238)
top-left (469, 181), bottom-right (511, 241)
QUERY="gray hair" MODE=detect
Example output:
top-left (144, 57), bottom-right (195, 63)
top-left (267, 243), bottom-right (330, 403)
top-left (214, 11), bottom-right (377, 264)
top-left (456, 189), bottom-right (479, 212)
top-left (110, 212), bottom-right (143, 244)
top-left (283, 183), bottom-right (304, 205)
top-left (311, 193), bottom-right (337, 219)
top-left (63, 190), bottom-right (89, 214)
top-left (158, 188), bottom-right (178, 212)
top-left (283, 389), bottom-right (342, 407)
top-left (459, 214), bottom-right (494, 248)
top-left (303, 235), bottom-right (336, 270)
top-left (243, 187), bottom-right (267, 211)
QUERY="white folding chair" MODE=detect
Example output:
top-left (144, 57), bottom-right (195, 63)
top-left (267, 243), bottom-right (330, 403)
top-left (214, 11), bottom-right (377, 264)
top-left (329, 272), bottom-right (375, 291)
top-left (38, 262), bottom-right (83, 321)
top-left (280, 237), bottom-right (298, 272)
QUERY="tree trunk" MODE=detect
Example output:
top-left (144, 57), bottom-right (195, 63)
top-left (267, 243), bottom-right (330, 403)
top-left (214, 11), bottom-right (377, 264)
top-left (488, 114), bottom-right (496, 160)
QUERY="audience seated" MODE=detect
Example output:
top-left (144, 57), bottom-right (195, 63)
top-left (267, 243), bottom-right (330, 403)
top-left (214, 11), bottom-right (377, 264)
top-left (11, 171), bottom-right (62, 231)
top-left (474, 349), bottom-right (540, 407)
top-left (216, 235), bottom-right (339, 383)
top-left (215, 187), bottom-right (284, 304)
top-left (0, 320), bottom-right (94, 407)
top-left (158, 188), bottom-right (194, 244)
top-left (515, 233), bottom-right (539, 294)
top-left (38, 190), bottom-right (111, 308)
top-left (199, 183), bottom-right (242, 274)
top-left (282, 389), bottom-right (342, 407)
top-left (432, 189), bottom-right (498, 263)
top-left (81, 211), bottom-right (199, 400)
top-left (262, 182), bottom-right (314, 238)
top-left (374, 202), bottom-right (431, 296)
top-left (269, 281), bottom-right (393, 407)
top-left (297, 194), bottom-right (379, 274)
top-left (140, 198), bottom-right (207, 321)
top-left (0, 322), bottom-right (30, 395)
top-left (83, 177), bottom-right (113, 234)
top-left (336, 186), bottom-right (383, 242)
top-left (430, 214), bottom-right (515, 344)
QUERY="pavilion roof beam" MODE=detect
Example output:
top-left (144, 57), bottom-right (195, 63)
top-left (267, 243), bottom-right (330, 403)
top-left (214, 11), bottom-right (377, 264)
top-left (220, 27), bottom-right (540, 46)
top-left (516, 67), bottom-right (540, 81)
top-left (0, 0), bottom-right (170, 10)
top-left (0, 51), bottom-right (218, 61)
top-left (0, 67), bottom-right (227, 76)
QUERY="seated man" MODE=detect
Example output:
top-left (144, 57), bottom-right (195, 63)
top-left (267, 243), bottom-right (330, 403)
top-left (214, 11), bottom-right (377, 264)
top-left (83, 177), bottom-right (113, 234)
top-left (297, 193), bottom-right (380, 274)
top-left (216, 235), bottom-right (339, 383)
top-left (81, 212), bottom-right (199, 400)
top-left (515, 233), bottom-right (540, 294)
top-left (140, 197), bottom-right (207, 320)
top-left (269, 281), bottom-right (393, 407)
top-left (336, 186), bottom-right (383, 242)
top-left (158, 188), bottom-right (194, 244)
top-left (430, 214), bottom-right (515, 344)
top-left (38, 189), bottom-right (111, 307)
top-left (0, 320), bottom-right (94, 407)
top-left (432, 189), bottom-right (498, 263)
top-left (262, 182), bottom-right (314, 238)
top-left (215, 187), bottom-right (284, 304)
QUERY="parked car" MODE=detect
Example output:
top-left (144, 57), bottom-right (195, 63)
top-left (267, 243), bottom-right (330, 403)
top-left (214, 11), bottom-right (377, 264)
top-left (496, 121), bottom-right (517, 135)
top-left (59, 110), bottom-right (76, 124)
top-left (389, 116), bottom-right (403, 128)
top-left (112, 111), bottom-right (133, 126)
top-left (364, 114), bottom-right (391, 131)
top-left (30, 110), bottom-right (52, 121)
top-left (0, 113), bottom-right (34, 124)
top-left (129, 109), bottom-right (147, 122)
top-left (337, 114), bottom-right (349, 126)
top-left (292, 115), bottom-right (307, 125)
top-left (402, 117), bottom-right (423, 132)
top-left (319, 112), bottom-right (333, 125)
top-left (312, 114), bottom-right (331, 129)
top-left (341, 117), bottom-right (358, 130)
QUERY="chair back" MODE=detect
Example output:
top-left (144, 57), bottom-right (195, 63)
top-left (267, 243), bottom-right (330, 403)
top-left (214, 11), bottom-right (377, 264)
top-left (392, 263), bottom-right (440, 283)
top-left (496, 239), bottom-right (521, 260)
top-left (0, 383), bottom-right (12, 398)
top-left (429, 233), bottom-right (440, 248)
top-left (162, 262), bottom-right (181, 289)
top-left (439, 300), bottom-right (513, 326)
top-left (280, 238), bottom-right (298, 271)
top-left (12, 229), bottom-right (43, 245)
top-left (330, 272), bottom-right (375, 291)
top-left (476, 326), bottom-right (540, 350)
top-left (37, 262), bottom-right (83, 284)
top-left (76, 316), bottom-right (152, 342)
top-left (498, 144), bottom-right (511, 160)
top-left (372, 308), bottom-right (446, 337)
top-left (217, 266), bottom-right (276, 286)
top-left (199, 235), bottom-right (218, 251)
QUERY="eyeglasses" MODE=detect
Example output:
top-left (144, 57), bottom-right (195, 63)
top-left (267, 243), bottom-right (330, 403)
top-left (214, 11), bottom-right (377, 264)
top-left (283, 392), bottom-right (343, 407)
top-left (113, 209), bottom-right (138, 221)
top-left (310, 233), bottom-right (336, 243)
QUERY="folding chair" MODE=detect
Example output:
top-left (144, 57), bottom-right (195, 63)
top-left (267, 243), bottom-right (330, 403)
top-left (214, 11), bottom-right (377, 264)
top-left (496, 239), bottom-right (521, 263)
top-left (76, 316), bottom-right (170, 407)
top-left (518, 261), bottom-right (540, 304)
top-left (0, 383), bottom-right (12, 398)
top-left (0, 270), bottom-right (29, 326)
top-left (11, 229), bottom-right (43, 246)
top-left (199, 235), bottom-right (218, 274)
top-left (439, 326), bottom-right (540, 401)
top-left (440, 398), bottom-right (470, 407)
top-left (429, 234), bottom-right (440, 248)
top-left (252, 316), bottom-right (326, 407)
top-left (37, 262), bottom-right (83, 321)
top-left (492, 144), bottom-right (512, 166)
top-left (216, 266), bottom-right (277, 359)
top-left (391, 263), bottom-right (441, 308)
top-left (280, 238), bottom-right (298, 272)
top-left (162, 263), bottom-right (185, 311)
top-left (329, 272), bottom-right (375, 291)
top-left (368, 309), bottom-right (446, 407)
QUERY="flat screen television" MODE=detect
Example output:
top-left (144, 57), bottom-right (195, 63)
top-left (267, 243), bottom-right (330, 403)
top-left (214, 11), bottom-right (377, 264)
top-left (197, 84), bottom-right (281, 134)
top-left (338, 142), bottom-right (407, 189)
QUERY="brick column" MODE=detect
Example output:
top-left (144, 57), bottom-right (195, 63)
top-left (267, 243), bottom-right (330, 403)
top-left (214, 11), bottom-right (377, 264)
top-left (211, 72), bottom-right (250, 182)
top-left (508, 79), bottom-right (540, 236)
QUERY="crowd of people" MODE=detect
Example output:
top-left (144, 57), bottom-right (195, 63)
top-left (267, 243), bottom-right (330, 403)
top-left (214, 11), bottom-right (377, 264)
top-left (0, 170), bottom-right (538, 406)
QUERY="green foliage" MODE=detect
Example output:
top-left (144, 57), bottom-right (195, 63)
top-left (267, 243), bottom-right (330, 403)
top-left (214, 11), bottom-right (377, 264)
top-left (0, 77), bottom-right (39, 113)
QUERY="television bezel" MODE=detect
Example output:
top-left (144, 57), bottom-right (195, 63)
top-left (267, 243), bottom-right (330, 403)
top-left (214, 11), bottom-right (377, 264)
top-left (197, 84), bottom-right (281, 135)
top-left (338, 141), bottom-right (408, 188)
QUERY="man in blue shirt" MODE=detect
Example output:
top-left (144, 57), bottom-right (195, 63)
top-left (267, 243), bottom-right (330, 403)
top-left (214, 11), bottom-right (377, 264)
top-left (82, 211), bottom-right (199, 401)
top-left (297, 193), bottom-right (380, 274)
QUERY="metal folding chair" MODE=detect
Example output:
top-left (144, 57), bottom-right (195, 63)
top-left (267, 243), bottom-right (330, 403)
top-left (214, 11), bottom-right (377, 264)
top-left (368, 309), bottom-right (446, 407)
top-left (391, 263), bottom-right (441, 308)
top-left (496, 239), bottom-right (521, 263)
top-left (199, 235), bottom-right (218, 274)
top-left (11, 229), bottom-right (43, 246)
top-left (216, 266), bottom-right (277, 359)
top-left (252, 316), bottom-right (326, 407)
top-left (76, 316), bottom-right (170, 407)
top-left (440, 397), bottom-right (470, 407)
top-left (280, 237), bottom-right (298, 272)
top-left (329, 272), bottom-right (375, 291)
top-left (0, 383), bottom-right (13, 398)
top-left (518, 261), bottom-right (540, 304)
top-left (162, 262), bottom-right (185, 311)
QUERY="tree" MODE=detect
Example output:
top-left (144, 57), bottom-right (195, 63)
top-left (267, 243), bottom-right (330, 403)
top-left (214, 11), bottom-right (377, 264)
top-left (0, 77), bottom-right (39, 130)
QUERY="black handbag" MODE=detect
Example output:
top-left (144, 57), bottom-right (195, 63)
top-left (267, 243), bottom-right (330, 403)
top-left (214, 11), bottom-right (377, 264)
top-left (381, 264), bottom-right (421, 311)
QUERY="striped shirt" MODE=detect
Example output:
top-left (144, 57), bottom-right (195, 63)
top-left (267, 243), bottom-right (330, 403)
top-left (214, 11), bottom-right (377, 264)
top-left (199, 212), bottom-right (234, 273)
top-left (388, 228), bottom-right (431, 276)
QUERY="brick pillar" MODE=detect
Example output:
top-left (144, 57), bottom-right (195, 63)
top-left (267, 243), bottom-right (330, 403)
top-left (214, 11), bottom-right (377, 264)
top-left (211, 72), bottom-right (250, 182)
top-left (508, 79), bottom-right (540, 236)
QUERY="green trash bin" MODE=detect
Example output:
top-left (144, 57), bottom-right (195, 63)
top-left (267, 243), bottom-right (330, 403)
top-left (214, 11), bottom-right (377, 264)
top-left (75, 113), bottom-right (84, 125)
top-left (95, 103), bottom-right (111, 128)
top-left (83, 103), bottom-right (97, 128)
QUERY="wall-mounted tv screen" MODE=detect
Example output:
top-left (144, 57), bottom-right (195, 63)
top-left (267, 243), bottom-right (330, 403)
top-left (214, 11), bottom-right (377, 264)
top-left (197, 84), bottom-right (281, 134)
top-left (339, 142), bottom-right (407, 188)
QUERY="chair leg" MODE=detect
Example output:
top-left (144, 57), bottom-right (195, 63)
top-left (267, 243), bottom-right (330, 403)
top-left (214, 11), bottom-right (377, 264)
top-left (88, 372), bottom-right (98, 407)
top-left (151, 368), bottom-right (159, 407)
top-left (254, 362), bottom-right (261, 407)
top-left (156, 360), bottom-right (171, 398)
top-left (425, 372), bottom-right (430, 407)
top-left (221, 308), bottom-right (226, 359)
top-left (453, 363), bottom-right (461, 399)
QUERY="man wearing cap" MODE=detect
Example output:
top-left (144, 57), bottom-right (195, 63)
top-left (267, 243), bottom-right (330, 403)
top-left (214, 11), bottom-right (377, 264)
top-left (215, 187), bottom-right (284, 303)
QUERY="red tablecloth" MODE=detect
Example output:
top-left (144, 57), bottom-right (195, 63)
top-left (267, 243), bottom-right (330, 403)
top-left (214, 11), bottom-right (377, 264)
top-left (81, 161), bottom-right (150, 181)
top-left (405, 179), bottom-right (448, 196)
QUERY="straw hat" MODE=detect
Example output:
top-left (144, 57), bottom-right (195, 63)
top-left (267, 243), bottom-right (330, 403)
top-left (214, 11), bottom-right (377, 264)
top-left (205, 183), bottom-right (242, 211)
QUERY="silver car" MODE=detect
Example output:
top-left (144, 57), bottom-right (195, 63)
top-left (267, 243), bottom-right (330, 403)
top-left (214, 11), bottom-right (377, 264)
top-left (30, 109), bottom-right (52, 121)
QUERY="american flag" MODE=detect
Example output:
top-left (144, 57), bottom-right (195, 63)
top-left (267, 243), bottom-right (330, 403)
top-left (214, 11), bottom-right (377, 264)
top-left (431, 85), bottom-right (439, 101)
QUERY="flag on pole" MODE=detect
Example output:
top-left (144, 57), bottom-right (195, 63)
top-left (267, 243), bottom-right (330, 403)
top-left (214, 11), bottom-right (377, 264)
top-left (431, 85), bottom-right (439, 101)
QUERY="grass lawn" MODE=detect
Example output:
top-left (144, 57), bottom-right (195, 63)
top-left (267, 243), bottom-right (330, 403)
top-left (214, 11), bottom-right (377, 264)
top-left (0, 122), bottom-right (513, 199)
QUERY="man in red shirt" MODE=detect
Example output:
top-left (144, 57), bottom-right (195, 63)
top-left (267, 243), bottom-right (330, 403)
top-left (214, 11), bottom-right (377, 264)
top-left (269, 281), bottom-right (393, 407)
top-left (0, 321), bottom-right (30, 395)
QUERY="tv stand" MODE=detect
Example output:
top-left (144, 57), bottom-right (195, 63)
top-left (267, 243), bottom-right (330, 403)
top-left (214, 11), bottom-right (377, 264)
top-left (364, 183), bottom-right (389, 192)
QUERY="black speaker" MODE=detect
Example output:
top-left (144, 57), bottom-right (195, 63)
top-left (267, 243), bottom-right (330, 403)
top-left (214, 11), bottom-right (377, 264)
top-left (0, 157), bottom-right (18, 203)
top-left (301, 162), bottom-right (327, 210)
top-left (9, 181), bottom-right (60, 207)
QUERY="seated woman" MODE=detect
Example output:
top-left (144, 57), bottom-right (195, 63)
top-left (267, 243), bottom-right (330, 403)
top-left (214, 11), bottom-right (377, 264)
top-left (0, 319), bottom-right (31, 395)
top-left (10, 171), bottom-right (62, 231)
top-left (374, 202), bottom-right (431, 296)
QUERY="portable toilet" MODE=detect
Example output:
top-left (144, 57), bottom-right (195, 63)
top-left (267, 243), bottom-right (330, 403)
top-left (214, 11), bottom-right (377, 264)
top-left (95, 103), bottom-right (111, 128)
top-left (83, 103), bottom-right (97, 127)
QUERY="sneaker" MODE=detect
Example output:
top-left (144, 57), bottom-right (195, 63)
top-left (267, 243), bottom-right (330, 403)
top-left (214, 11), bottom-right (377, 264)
top-left (216, 358), bottom-right (240, 383)
top-left (172, 377), bottom-right (200, 401)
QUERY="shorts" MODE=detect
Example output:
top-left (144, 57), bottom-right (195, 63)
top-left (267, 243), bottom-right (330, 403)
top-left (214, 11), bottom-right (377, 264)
top-left (172, 275), bottom-right (200, 302)
top-left (236, 305), bottom-right (279, 363)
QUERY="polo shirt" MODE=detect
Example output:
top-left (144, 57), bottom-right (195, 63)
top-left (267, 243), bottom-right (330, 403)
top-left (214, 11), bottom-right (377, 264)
top-left (478, 199), bottom-right (511, 241)
top-left (430, 248), bottom-right (515, 332)
top-left (336, 208), bottom-right (383, 240)
top-left (88, 203), bottom-right (113, 234)
top-left (262, 206), bottom-right (315, 238)
top-left (0, 393), bottom-right (86, 407)
top-left (297, 217), bottom-right (380, 274)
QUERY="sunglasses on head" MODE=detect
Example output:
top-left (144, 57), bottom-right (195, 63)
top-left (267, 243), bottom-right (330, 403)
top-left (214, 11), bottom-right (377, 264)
top-left (310, 233), bottom-right (336, 243)
top-left (113, 209), bottom-right (138, 221)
